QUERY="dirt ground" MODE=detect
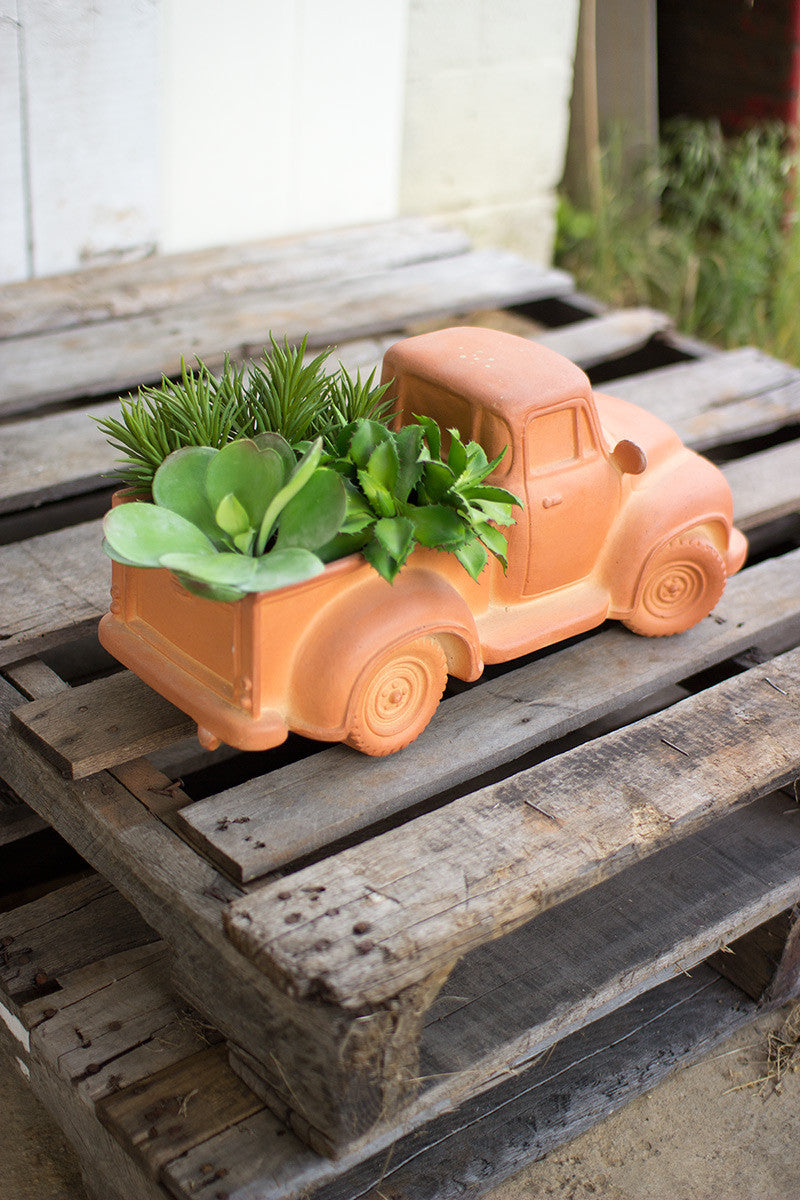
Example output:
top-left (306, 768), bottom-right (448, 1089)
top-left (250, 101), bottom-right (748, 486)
top-left (2, 1003), bottom-right (799, 1200)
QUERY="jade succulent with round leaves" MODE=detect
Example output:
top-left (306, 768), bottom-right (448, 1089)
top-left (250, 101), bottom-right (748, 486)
top-left (103, 434), bottom-right (346, 602)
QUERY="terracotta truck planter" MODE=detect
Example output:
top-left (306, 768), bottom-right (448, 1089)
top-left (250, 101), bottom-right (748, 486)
top-left (99, 327), bottom-right (747, 755)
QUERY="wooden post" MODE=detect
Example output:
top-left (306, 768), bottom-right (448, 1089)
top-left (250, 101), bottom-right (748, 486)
top-left (708, 903), bottom-right (800, 1006)
top-left (174, 956), bottom-right (456, 1157)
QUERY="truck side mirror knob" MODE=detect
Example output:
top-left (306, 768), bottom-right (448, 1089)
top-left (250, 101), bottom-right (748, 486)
top-left (612, 439), bottom-right (647, 476)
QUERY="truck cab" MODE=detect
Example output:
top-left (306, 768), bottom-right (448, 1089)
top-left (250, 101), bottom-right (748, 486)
top-left (383, 327), bottom-right (746, 661)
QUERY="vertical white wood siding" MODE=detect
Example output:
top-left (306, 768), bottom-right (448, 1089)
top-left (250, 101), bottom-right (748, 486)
top-left (0, 1), bottom-right (30, 281)
top-left (1, 0), bottom-right (578, 282)
top-left (159, 0), bottom-right (408, 253)
top-left (400, 0), bottom-right (580, 264)
top-left (15, 0), bottom-right (160, 278)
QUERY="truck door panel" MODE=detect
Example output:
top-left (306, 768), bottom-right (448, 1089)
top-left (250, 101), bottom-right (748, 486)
top-left (523, 403), bottom-right (619, 596)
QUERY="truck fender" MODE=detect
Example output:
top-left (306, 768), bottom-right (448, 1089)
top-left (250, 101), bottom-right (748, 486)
top-left (288, 566), bottom-right (483, 740)
top-left (605, 511), bottom-right (733, 616)
top-left (598, 448), bottom-right (736, 615)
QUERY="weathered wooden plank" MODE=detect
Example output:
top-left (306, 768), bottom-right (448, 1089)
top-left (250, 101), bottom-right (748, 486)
top-left (1, 934), bottom-right (179, 1200)
top-left (0, 520), bottom-right (109, 667)
top-left (0, 250), bottom-right (573, 414)
top-left (0, 219), bottom-right (471, 339)
top-left (3, 692), bottom-right (799, 1180)
top-left (535, 306), bottom-right (673, 367)
top-left (0, 801), bottom-right (47, 847)
top-left (0, 873), bottom-right (155, 1006)
top-left (707, 909), bottom-right (799, 1001)
top-left (30, 948), bottom-right (217, 1104)
top-left (4, 656), bottom-right (76, 700)
top-left (178, 547), bottom-right (800, 881)
top-left (0, 669), bottom-right (448, 1152)
top-left (12, 672), bottom-right (197, 779)
top-left (224, 644), bottom-right (800, 1009)
top-left (21, 941), bottom-right (169, 1029)
top-left (0, 399), bottom-right (120, 515)
top-left (96, 1044), bottom-right (262, 1177)
top-left (222, 790), bottom-right (800, 1150)
top-left (765, 906), bottom-right (800, 1006)
top-left (606, 345), bottom-right (797, 414)
top-left (417, 791), bottom-right (800, 1089)
top-left (724, 439), bottom-right (800, 531)
top-left (29, 1055), bottom-right (168, 1200)
top-left (197, 790), bottom-right (800, 1156)
top-left (605, 347), bottom-right (800, 450)
top-left (301, 972), bottom-right (756, 1200)
top-left (1, 872), bottom-right (219, 1106)
top-left (165, 971), bottom-right (756, 1200)
top-left (9, 912), bottom-right (766, 1200)
top-left (4, 659), bottom-right (205, 830)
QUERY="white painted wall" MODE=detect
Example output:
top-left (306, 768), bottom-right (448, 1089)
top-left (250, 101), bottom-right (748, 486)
top-left (400, 0), bottom-right (580, 264)
top-left (14, 0), bottom-right (160, 278)
top-left (1, 1), bottom-right (30, 282)
top-left (1, 0), bottom-right (578, 282)
top-left (160, 0), bottom-right (408, 253)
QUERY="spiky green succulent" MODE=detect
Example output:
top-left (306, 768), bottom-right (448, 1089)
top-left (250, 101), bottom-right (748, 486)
top-left (94, 336), bottom-right (393, 490)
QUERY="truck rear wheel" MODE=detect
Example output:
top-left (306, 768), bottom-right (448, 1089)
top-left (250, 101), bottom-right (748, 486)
top-left (623, 538), bottom-right (726, 637)
top-left (345, 636), bottom-right (448, 756)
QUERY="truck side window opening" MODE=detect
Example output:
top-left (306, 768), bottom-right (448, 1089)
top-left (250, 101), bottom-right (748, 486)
top-left (480, 411), bottom-right (514, 477)
top-left (527, 407), bottom-right (579, 471)
top-left (400, 378), bottom-right (473, 454)
top-left (527, 404), bottom-right (599, 473)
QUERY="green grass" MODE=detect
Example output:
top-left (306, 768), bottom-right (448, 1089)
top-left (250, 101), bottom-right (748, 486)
top-left (556, 120), bottom-right (800, 362)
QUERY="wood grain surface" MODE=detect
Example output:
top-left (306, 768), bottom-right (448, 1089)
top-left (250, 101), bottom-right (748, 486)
top-left (225, 646), bottom-right (800, 1008)
top-left (177, 547), bottom-right (800, 880)
top-left (0, 249), bottom-right (572, 413)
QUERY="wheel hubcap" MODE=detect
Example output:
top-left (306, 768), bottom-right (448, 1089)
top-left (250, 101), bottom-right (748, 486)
top-left (378, 678), bottom-right (411, 715)
top-left (645, 562), bottom-right (703, 617)
top-left (366, 659), bottom-right (429, 734)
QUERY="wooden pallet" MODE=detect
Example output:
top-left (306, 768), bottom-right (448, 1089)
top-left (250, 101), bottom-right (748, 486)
top-left (2, 218), bottom-right (800, 1197)
top-left (1, 789), bottom-right (798, 1200)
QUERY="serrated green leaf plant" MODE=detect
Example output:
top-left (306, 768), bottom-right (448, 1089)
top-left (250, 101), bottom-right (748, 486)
top-left (322, 417), bottom-right (522, 583)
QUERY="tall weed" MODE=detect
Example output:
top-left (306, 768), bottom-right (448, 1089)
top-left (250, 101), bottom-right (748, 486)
top-left (556, 120), bottom-right (800, 361)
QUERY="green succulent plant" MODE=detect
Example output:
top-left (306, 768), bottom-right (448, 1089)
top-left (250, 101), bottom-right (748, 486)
top-left (322, 416), bottom-right (521, 583)
top-left (98, 331), bottom-right (523, 599)
top-left (103, 435), bottom-right (346, 602)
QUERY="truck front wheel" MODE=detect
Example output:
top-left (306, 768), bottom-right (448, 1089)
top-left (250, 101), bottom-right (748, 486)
top-left (623, 538), bottom-right (726, 637)
top-left (345, 636), bottom-right (448, 756)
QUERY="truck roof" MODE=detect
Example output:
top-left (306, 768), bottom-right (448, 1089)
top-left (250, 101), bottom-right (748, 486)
top-left (381, 327), bottom-right (593, 418)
